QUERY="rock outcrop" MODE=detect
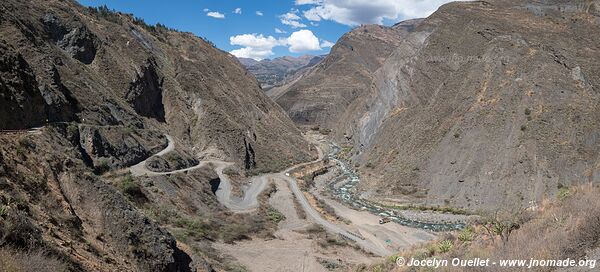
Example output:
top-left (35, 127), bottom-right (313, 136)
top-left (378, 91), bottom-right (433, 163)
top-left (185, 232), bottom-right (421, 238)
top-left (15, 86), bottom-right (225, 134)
top-left (126, 59), bottom-right (165, 122)
top-left (0, 43), bottom-right (47, 130)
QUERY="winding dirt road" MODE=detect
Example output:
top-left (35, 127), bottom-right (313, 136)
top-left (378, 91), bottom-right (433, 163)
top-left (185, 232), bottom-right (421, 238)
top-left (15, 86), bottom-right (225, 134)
top-left (127, 134), bottom-right (401, 256)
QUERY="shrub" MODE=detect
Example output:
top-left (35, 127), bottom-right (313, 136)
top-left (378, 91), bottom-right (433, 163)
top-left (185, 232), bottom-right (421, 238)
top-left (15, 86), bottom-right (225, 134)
top-left (94, 160), bottom-right (111, 175)
top-left (223, 167), bottom-right (239, 176)
top-left (119, 175), bottom-right (143, 198)
top-left (173, 217), bottom-right (213, 241)
top-left (221, 224), bottom-right (250, 244)
top-left (524, 108), bottom-right (531, 115)
top-left (66, 125), bottom-right (79, 136)
top-left (89, 5), bottom-right (121, 24)
top-left (458, 226), bottom-right (474, 243)
top-left (266, 207), bottom-right (285, 224)
top-left (557, 186), bottom-right (571, 200)
top-left (305, 224), bottom-right (325, 234)
top-left (437, 240), bottom-right (453, 253)
top-left (0, 210), bottom-right (42, 248)
top-left (18, 138), bottom-right (36, 150)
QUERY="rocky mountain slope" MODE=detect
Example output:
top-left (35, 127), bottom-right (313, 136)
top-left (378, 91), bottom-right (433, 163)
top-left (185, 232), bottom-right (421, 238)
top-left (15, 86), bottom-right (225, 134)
top-left (273, 22), bottom-right (419, 129)
top-left (275, 0), bottom-right (600, 211)
top-left (239, 55), bottom-right (323, 90)
top-left (0, 0), bottom-right (314, 271)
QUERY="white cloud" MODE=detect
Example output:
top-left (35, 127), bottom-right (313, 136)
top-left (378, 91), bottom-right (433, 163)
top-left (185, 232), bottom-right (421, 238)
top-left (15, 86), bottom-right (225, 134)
top-left (279, 12), bottom-right (307, 28)
top-left (256, 11), bottom-right (264, 16)
top-left (300, 0), bottom-right (455, 26)
top-left (229, 33), bottom-right (284, 60)
top-left (320, 40), bottom-right (335, 48)
top-left (233, 8), bottom-right (242, 14)
top-left (207, 11), bottom-right (225, 19)
top-left (203, 8), bottom-right (210, 12)
top-left (285, 30), bottom-right (321, 53)
top-left (296, 0), bottom-right (322, 4)
top-left (229, 30), bottom-right (324, 60)
top-left (275, 28), bottom-right (287, 34)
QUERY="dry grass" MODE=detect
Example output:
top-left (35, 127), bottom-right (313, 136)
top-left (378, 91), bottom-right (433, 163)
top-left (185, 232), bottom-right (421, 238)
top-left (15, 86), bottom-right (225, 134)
top-left (0, 248), bottom-right (68, 272)
top-left (363, 184), bottom-right (600, 272)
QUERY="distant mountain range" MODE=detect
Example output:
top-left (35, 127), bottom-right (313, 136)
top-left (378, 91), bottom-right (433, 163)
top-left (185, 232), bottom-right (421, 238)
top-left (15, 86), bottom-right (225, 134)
top-left (238, 55), bottom-right (325, 90)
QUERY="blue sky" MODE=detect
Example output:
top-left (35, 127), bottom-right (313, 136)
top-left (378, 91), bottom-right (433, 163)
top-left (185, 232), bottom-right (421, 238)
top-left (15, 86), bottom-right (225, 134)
top-left (77, 0), bottom-right (454, 60)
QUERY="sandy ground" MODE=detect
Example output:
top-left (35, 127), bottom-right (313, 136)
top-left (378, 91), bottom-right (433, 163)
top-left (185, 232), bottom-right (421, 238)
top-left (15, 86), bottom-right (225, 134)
top-left (312, 172), bottom-right (437, 253)
top-left (214, 179), bottom-right (378, 272)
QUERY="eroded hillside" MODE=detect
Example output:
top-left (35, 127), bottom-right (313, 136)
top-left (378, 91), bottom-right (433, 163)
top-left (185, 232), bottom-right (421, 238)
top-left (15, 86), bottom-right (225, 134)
top-left (275, 0), bottom-right (600, 211)
top-left (0, 0), bottom-right (315, 270)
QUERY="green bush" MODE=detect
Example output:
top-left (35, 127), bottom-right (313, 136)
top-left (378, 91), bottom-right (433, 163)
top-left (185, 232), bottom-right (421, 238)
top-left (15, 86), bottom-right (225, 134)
top-left (119, 175), bottom-right (142, 197)
top-left (437, 240), bottom-right (453, 253)
top-left (66, 124), bottom-right (79, 136)
top-left (458, 226), bottom-right (474, 242)
top-left (266, 207), bottom-right (285, 223)
top-left (94, 160), bottom-right (111, 175)
top-left (174, 217), bottom-right (212, 240)
top-left (557, 186), bottom-right (571, 200)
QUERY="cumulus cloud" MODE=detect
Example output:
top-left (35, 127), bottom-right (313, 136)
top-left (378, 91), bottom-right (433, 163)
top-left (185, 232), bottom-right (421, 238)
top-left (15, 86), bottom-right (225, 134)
top-left (275, 28), bottom-right (287, 34)
top-left (300, 0), bottom-right (455, 26)
top-left (320, 40), bottom-right (335, 48)
top-left (285, 29), bottom-right (321, 52)
top-left (233, 8), bottom-right (242, 14)
top-left (203, 8), bottom-right (210, 12)
top-left (279, 12), bottom-right (307, 28)
top-left (256, 11), bottom-right (264, 16)
top-left (229, 30), bottom-right (323, 60)
top-left (206, 11), bottom-right (225, 19)
top-left (230, 34), bottom-right (282, 60)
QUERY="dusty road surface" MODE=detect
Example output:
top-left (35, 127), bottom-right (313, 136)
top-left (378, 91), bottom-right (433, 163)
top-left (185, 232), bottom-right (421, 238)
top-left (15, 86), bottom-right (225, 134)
top-left (215, 178), bottom-right (378, 272)
top-left (129, 133), bottom-right (438, 267)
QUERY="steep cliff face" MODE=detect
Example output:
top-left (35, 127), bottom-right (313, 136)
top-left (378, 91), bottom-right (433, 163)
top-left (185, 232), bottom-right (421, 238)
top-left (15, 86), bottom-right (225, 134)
top-left (0, 43), bottom-right (47, 129)
top-left (277, 0), bottom-right (600, 211)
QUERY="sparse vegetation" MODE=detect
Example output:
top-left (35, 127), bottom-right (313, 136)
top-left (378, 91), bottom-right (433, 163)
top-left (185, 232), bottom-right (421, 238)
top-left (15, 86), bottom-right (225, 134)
top-left (0, 248), bottom-right (68, 272)
top-left (375, 185), bottom-right (600, 272)
top-left (372, 201), bottom-right (470, 215)
top-left (557, 184), bottom-right (571, 200)
top-left (88, 5), bottom-right (121, 24)
top-left (319, 128), bottom-right (332, 135)
top-left (266, 206), bottom-right (286, 223)
top-left (247, 159), bottom-right (291, 176)
top-left (458, 226), bottom-right (474, 243)
top-left (223, 167), bottom-right (240, 177)
top-left (437, 240), bottom-right (453, 253)
top-left (66, 124), bottom-right (79, 136)
top-left (119, 175), bottom-right (143, 199)
top-left (93, 160), bottom-right (111, 175)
